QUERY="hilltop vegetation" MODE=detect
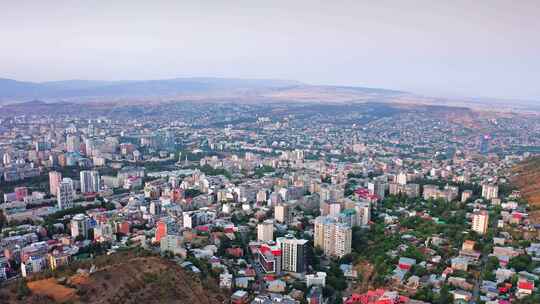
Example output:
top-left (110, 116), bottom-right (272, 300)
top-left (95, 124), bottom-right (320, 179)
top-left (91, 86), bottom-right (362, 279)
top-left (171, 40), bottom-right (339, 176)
top-left (0, 249), bottom-right (225, 304)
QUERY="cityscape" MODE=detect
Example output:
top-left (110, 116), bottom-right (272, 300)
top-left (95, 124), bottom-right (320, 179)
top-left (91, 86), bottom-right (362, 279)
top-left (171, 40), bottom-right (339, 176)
top-left (1, 100), bottom-right (540, 303)
top-left (1, 1), bottom-right (540, 304)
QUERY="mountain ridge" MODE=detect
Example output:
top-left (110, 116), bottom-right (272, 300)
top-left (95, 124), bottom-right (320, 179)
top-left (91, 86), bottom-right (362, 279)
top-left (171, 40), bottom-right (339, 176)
top-left (0, 77), bottom-right (406, 102)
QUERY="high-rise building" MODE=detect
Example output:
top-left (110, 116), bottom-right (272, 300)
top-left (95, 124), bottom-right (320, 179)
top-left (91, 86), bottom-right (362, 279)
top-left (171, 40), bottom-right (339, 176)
top-left (355, 202), bottom-right (371, 227)
top-left (334, 223), bottom-right (352, 258)
top-left (257, 220), bottom-right (274, 242)
top-left (160, 235), bottom-right (183, 255)
top-left (482, 184), bottom-right (499, 201)
top-left (314, 216), bottom-right (352, 258)
top-left (49, 171), bottom-right (62, 196)
top-left (71, 214), bottom-right (89, 239)
top-left (155, 218), bottom-right (178, 242)
top-left (275, 204), bottom-right (290, 224)
top-left (389, 183), bottom-right (420, 198)
top-left (423, 184), bottom-right (459, 202)
top-left (2, 153), bottom-right (12, 166)
top-left (328, 202), bottom-right (341, 217)
top-left (84, 138), bottom-right (95, 157)
top-left (278, 235), bottom-right (308, 274)
top-left (396, 172), bottom-right (408, 185)
top-left (57, 178), bottom-right (74, 210)
top-left (80, 170), bottom-right (100, 194)
top-left (472, 211), bottom-right (489, 235)
top-left (66, 134), bottom-right (80, 153)
top-left (368, 181), bottom-right (386, 199)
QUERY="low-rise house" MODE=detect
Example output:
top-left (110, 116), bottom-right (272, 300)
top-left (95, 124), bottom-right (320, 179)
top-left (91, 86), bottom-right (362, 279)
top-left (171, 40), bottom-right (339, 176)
top-left (220, 271), bottom-right (233, 289)
top-left (450, 290), bottom-right (472, 302)
top-left (495, 268), bottom-right (515, 283)
top-left (231, 290), bottom-right (249, 304)
top-left (516, 279), bottom-right (534, 298)
top-left (340, 264), bottom-right (358, 279)
top-left (267, 279), bottom-right (287, 293)
top-left (306, 272), bottom-right (326, 287)
top-left (451, 257), bottom-right (469, 271)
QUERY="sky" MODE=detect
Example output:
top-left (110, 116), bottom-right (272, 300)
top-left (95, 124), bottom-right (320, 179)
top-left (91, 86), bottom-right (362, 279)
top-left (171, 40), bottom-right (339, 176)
top-left (1, 0), bottom-right (539, 101)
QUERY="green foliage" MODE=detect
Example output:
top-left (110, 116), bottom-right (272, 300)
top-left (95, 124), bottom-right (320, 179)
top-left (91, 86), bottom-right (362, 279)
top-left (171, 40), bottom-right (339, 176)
top-left (253, 165), bottom-right (275, 178)
top-left (77, 241), bottom-right (111, 256)
top-left (508, 255), bottom-right (533, 272)
top-left (326, 262), bottom-right (347, 291)
top-left (410, 264), bottom-right (428, 277)
top-left (482, 256), bottom-right (499, 281)
top-left (413, 286), bottom-right (435, 302)
top-left (184, 189), bottom-right (202, 198)
top-left (402, 246), bottom-right (425, 262)
top-left (344, 179), bottom-right (358, 196)
top-left (515, 294), bottom-right (540, 304)
top-left (436, 285), bottom-right (454, 304)
top-left (186, 256), bottom-right (212, 278)
top-left (199, 165), bottom-right (231, 178)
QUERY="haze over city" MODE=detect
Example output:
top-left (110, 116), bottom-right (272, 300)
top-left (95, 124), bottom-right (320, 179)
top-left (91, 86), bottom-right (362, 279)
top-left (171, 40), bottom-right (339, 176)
top-left (1, 0), bottom-right (540, 101)
top-left (2, 2), bottom-right (540, 304)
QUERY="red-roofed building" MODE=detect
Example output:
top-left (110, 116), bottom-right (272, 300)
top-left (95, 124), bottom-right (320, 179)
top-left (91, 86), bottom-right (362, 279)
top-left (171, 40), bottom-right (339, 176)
top-left (257, 243), bottom-right (282, 274)
top-left (345, 289), bottom-right (412, 304)
top-left (517, 280), bottom-right (534, 297)
top-left (354, 188), bottom-right (380, 202)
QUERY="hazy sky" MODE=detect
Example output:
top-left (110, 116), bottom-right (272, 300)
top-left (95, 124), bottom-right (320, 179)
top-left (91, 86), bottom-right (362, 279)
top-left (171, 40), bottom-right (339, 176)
top-left (1, 0), bottom-right (539, 100)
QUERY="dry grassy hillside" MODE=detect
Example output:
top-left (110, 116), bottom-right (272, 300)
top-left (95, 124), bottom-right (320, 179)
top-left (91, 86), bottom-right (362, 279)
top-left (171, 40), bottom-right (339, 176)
top-left (0, 250), bottom-right (226, 304)
top-left (512, 156), bottom-right (540, 222)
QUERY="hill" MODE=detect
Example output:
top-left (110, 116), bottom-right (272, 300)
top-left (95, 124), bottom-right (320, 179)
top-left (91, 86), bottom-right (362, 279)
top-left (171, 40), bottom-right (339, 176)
top-left (512, 156), bottom-right (540, 223)
top-left (0, 250), bottom-right (226, 304)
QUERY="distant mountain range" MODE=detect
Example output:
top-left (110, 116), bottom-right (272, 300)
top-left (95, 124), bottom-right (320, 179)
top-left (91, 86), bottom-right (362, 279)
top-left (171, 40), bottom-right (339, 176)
top-left (0, 77), bottom-right (406, 103)
top-left (0, 78), bottom-right (402, 101)
top-left (1, 77), bottom-right (537, 111)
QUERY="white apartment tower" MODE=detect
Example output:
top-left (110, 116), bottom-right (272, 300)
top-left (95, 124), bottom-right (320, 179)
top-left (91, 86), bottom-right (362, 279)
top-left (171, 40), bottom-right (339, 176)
top-left (57, 178), bottom-right (75, 210)
top-left (472, 211), bottom-right (489, 235)
top-left (80, 170), bottom-right (100, 194)
top-left (396, 172), bottom-right (408, 185)
top-left (278, 235), bottom-right (308, 274)
top-left (482, 184), bottom-right (499, 201)
top-left (71, 214), bottom-right (89, 239)
top-left (257, 220), bottom-right (274, 242)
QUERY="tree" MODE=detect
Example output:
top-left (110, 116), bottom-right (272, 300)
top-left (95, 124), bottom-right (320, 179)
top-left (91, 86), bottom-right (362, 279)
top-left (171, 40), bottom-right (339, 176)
top-left (402, 246), bottom-right (425, 262)
top-left (414, 286), bottom-right (435, 302)
top-left (436, 285), bottom-right (453, 304)
top-left (508, 255), bottom-right (533, 272)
